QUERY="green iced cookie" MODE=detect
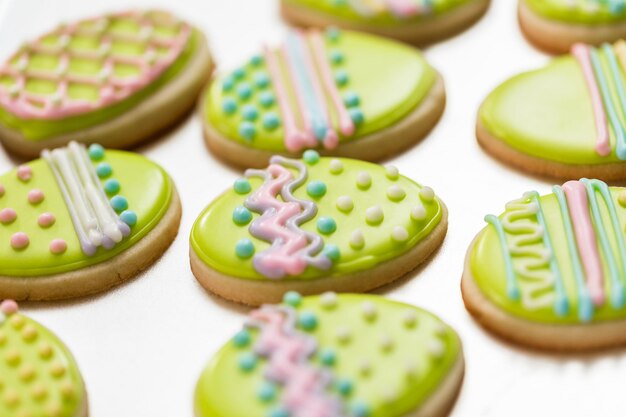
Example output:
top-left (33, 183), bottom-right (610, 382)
top-left (195, 293), bottom-right (464, 417)
top-left (0, 300), bottom-right (87, 417)
top-left (0, 142), bottom-right (181, 301)
top-left (478, 41), bottom-right (626, 180)
top-left (462, 178), bottom-right (626, 350)
top-left (190, 151), bottom-right (447, 306)
top-left (201, 29), bottom-right (445, 168)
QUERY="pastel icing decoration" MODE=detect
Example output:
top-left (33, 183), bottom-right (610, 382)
top-left (16, 165), bottom-right (32, 182)
top-left (0, 142), bottom-right (181, 301)
top-left (463, 179), bottom-right (626, 350)
top-left (520, 0), bottom-right (626, 53)
top-left (280, 0), bottom-right (489, 45)
top-left (478, 41), bottom-right (626, 181)
top-left (201, 29), bottom-right (445, 168)
top-left (0, 10), bottom-right (213, 158)
top-left (190, 151), bottom-right (447, 305)
top-left (195, 293), bottom-right (464, 417)
top-left (0, 301), bottom-right (88, 417)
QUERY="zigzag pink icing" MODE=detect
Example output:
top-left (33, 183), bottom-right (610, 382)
top-left (248, 305), bottom-right (342, 417)
top-left (244, 156), bottom-right (331, 279)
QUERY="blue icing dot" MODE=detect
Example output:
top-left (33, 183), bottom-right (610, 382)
top-left (233, 206), bottom-right (253, 225)
top-left (268, 407), bottom-right (290, 417)
top-left (237, 83), bottom-right (253, 100)
top-left (352, 401), bottom-right (371, 417)
top-left (239, 122), bottom-right (256, 141)
top-left (258, 382), bottom-right (276, 402)
top-left (234, 178), bottom-right (252, 194)
top-left (110, 195), bottom-right (128, 212)
top-left (104, 179), bottom-right (120, 194)
top-left (222, 98), bottom-right (238, 115)
top-left (335, 70), bottom-right (348, 86)
top-left (88, 144), bottom-right (105, 161)
top-left (233, 67), bottom-right (246, 80)
top-left (283, 291), bottom-right (302, 307)
top-left (307, 181), bottom-right (327, 198)
top-left (259, 91), bottom-right (275, 107)
top-left (250, 54), bottom-right (264, 66)
top-left (233, 329), bottom-right (251, 348)
top-left (96, 162), bottom-right (113, 178)
top-left (319, 348), bottom-right (336, 366)
top-left (242, 104), bottom-right (259, 121)
top-left (120, 210), bottom-right (137, 226)
top-left (317, 217), bottom-right (336, 235)
top-left (303, 149), bottom-right (320, 165)
top-left (326, 27), bottom-right (341, 41)
top-left (238, 352), bottom-right (257, 372)
top-left (323, 244), bottom-right (340, 261)
top-left (298, 311), bottom-right (318, 331)
top-left (262, 112), bottom-right (280, 130)
top-left (336, 378), bottom-right (353, 396)
top-left (236, 238), bottom-right (255, 259)
top-left (329, 49), bottom-right (344, 64)
top-left (349, 108), bottom-right (364, 125)
top-left (222, 76), bottom-right (235, 92)
top-left (254, 72), bottom-right (270, 89)
top-left (344, 91), bottom-right (360, 107)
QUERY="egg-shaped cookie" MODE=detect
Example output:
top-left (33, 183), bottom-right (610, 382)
top-left (0, 10), bottom-right (212, 158)
top-left (478, 41), bottom-right (626, 181)
top-left (190, 150), bottom-right (447, 306)
top-left (201, 29), bottom-right (445, 169)
top-left (0, 300), bottom-right (87, 417)
top-left (281, 0), bottom-right (490, 45)
top-left (195, 293), bottom-right (464, 417)
top-left (519, 0), bottom-right (626, 53)
top-left (0, 142), bottom-right (181, 300)
top-left (463, 179), bottom-right (626, 350)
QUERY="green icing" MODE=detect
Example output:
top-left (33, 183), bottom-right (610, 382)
top-left (284, 0), bottom-right (475, 25)
top-left (479, 50), bottom-right (624, 165)
top-left (470, 186), bottom-right (626, 324)
top-left (0, 149), bottom-right (172, 276)
top-left (0, 21), bottom-right (200, 141)
top-left (190, 157), bottom-right (443, 280)
top-left (0, 312), bottom-right (85, 417)
top-left (195, 294), bottom-right (461, 417)
top-left (205, 30), bottom-right (436, 152)
top-left (524, 0), bottom-right (626, 24)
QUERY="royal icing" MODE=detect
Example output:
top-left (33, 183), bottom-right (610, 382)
top-left (474, 179), bottom-right (626, 323)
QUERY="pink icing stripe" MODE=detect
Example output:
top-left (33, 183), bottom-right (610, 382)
top-left (384, 0), bottom-right (420, 16)
top-left (293, 31), bottom-right (338, 149)
top-left (263, 46), bottom-right (311, 153)
top-left (309, 32), bottom-right (355, 138)
top-left (562, 180), bottom-right (605, 306)
top-left (572, 43), bottom-right (612, 157)
top-left (248, 306), bottom-right (342, 417)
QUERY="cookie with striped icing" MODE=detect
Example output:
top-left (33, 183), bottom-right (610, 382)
top-left (477, 41), bottom-right (626, 181)
top-left (462, 179), bottom-right (626, 350)
top-left (280, 0), bottom-right (490, 45)
top-left (190, 150), bottom-right (447, 305)
top-left (195, 293), bottom-right (464, 417)
top-left (520, 0), bottom-right (626, 53)
top-left (0, 142), bottom-right (181, 300)
top-left (0, 300), bottom-right (87, 417)
top-left (200, 29), bottom-right (445, 169)
top-left (0, 10), bottom-right (212, 158)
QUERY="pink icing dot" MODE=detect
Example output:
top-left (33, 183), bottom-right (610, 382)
top-left (49, 239), bottom-right (67, 255)
top-left (0, 184), bottom-right (5, 197)
top-left (10, 232), bottom-right (29, 250)
top-left (16, 165), bottom-right (32, 182)
top-left (27, 189), bottom-right (45, 204)
top-left (38, 212), bottom-right (56, 228)
top-left (0, 299), bottom-right (18, 315)
top-left (0, 208), bottom-right (17, 224)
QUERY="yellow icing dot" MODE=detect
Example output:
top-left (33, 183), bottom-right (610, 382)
top-left (50, 361), bottom-right (66, 378)
top-left (60, 381), bottom-right (75, 399)
top-left (31, 383), bottom-right (48, 401)
top-left (5, 348), bottom-right (21, 366)
top-left (45, 402), bottom-right (63, 417)
top-left (22, 324), bottom-right (38, 342)
top-left (19, 364), bottom-right (36, 382)
top-left (3, 388), bottom-right (19, 407)
top-left (38, 342), bottom-right (54, 359)
top-left (10, 315), bottom-right (25, 329)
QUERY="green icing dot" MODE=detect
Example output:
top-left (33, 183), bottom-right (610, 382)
top-left (330, 49), bottom-right (344, 64)
top-left (88, 143), bottom-right (105, 161)
top-left (104, 178), bottom-right (120, 194)
top-left (222, 98), bottom-right (238, 115)
top-left (317, 217), bottom-right (337, 234)
top-left (258, 382), bottom-right (277, 402)
top-left (336, 378), bottom-right (353, 396)
top-left (307, 180), bottom-right (327, 197)
top-left (96, 162), bottom-right (112, 178)
top-left (352, 401), bottom-right (371, 417)
top-left (303, 150), bottom-right (320, 165)
top-left (237, 83), bottom-right (253, 100)
top-left (262, 113), bottom-right (280, 131)
top-left (239, 122), bottom-right (256, 141)
top-left (233, 178), bottom-right (252, 194)
top-left (250, 54), bottom-right (263, 66)
top-left (323, 244), bottom-right (340, 261)
top-left (233, 67), bottom-right (246, 80)
top-left (298, 311), bottom-right (318, 330)
top-left (259, 91), bottom-right (275, 107)
top-left (222, 76), bottom-right (235, 92)
top-left (238, 352), bottom-right (257, 372)
top-left (235, 238), bottom-right (255, 259)
top-left (120, 210), bottom-right (137, 226)
top-left (268, 407), bottom-right (290, 417)
top-left (233, 329), bottom-right (251, 348)
top-left (242, 105), bottom-right (259, 121)
top-left (326, 27), bottom-right (341, 42)
top-left (319, 348), bottom-right (337, 366)
top-left (344, 91), bottom-right (360, 107)
top-left (254, 72), bottom-right (270, 89)
top-left (335, 70), bottom-right (348, 86)
top-left (110, 195), bottom-right (128, 212)
top-left (283, 291), bottom-right (302, 307)
top-left (349, 108), bottom-right (364, 125)
top-left (233, 206), bottom-right (253, 225)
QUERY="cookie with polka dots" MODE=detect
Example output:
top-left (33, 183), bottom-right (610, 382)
top-left (0, 10), bottom-right (212, 158)
top-left (195, 292), bottom-right (464, 417)
top-left (281, 0), bottom-right (490, 46)
top-left (190, 150), bottom-right (447, 306)
top-left (0, 300), bottom-right (87, 417)
top-left (0, 142), bottom-right (181, 300)
top-left (200, 28), bottom-right (445, 169)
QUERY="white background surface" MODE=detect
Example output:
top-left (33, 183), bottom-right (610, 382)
top-left (1, 0), bottom-right (625, 416)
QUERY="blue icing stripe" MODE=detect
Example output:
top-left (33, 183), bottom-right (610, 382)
top-left (600, 44), bottom-right (626, 160)
top-left (484, 214), bottom-right (521, 302)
